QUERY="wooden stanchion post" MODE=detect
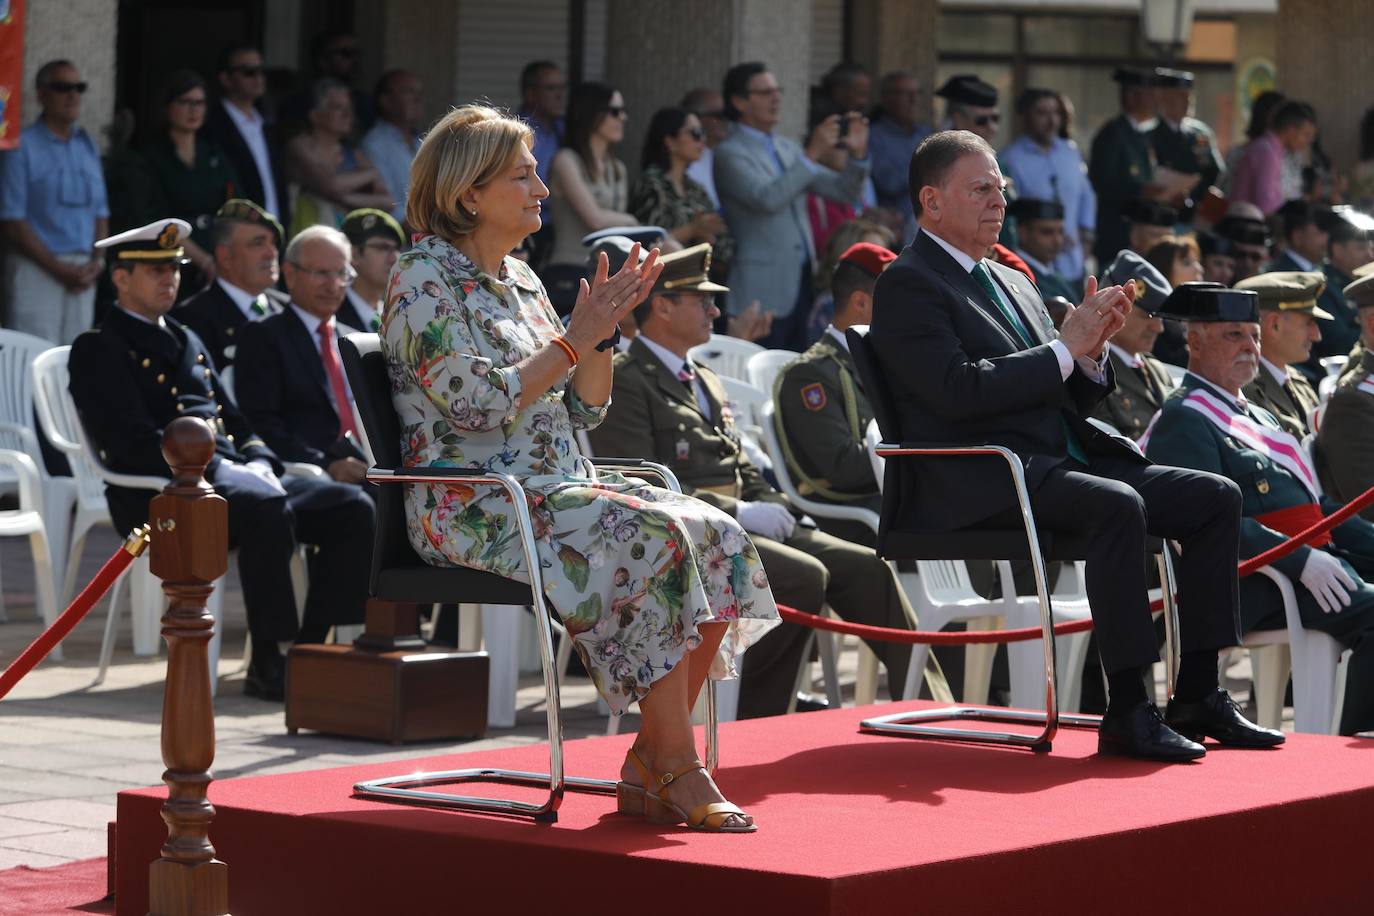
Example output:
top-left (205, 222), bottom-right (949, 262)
top-left (146, 418), bottom-right (230, 916)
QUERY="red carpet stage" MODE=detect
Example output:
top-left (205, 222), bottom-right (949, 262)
top-left (0, 857), bottom-right (113, 915)
top-left (114, 701), bottom-right (1374, 915)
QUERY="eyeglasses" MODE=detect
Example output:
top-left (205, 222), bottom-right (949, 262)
top-left (683, 127), bottom-right (705, 140)
top-left (171, 97), bottom-right (208, 109)
top-left (290, 261), bottom-right (357, 284)
top-left (667, 292), bottom-right (715, 311)
top-left (229, 65), bottom-right (265, 77)
top-left (43, 81), bottom-right (87, 94)
top-left (536, 82), bottom-right (567, 93)
top-left (697, 110), bottom-right (726, 119)
top-left (747, 87), bottom-right (784, 97)
top-left (362, 240), bottom-right (400, 255)
top-left (974, 114), bottom-right (1001, 127)
top-left (607, 106), bottom-right (627, 118)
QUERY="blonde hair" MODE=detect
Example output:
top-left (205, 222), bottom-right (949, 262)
top-left (406, 105), bottom-right (534, 240)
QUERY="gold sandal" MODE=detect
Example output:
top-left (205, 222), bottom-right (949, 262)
top-left (616, 748), bottom-right (756, 833)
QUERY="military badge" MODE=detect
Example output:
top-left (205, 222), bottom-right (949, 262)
top-left (1257, 478), bottom-right (1271, 494)
top-left (157, 223), bottom-right (179, 249)
top-left (675, 437), bottom-right (690, 461)
top-left (802, 383), bottom-right (827, 411)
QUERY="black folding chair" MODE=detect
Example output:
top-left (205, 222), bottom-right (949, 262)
top-left (339, 332), bottom-right (717, 821)
top-left (846, 326), bottom-right (1180, 752)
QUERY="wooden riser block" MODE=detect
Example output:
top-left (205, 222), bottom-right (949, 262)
top-left (286, 645), bottom-right (489, 745)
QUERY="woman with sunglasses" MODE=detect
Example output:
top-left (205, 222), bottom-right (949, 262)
top-left (629, 108), bottom-right (731, 273)
top-left (116, 69), bottom-right (240, 298)
top-left (546, 82), bottom-right (640, 266)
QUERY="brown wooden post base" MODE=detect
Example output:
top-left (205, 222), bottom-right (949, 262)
top-left (285, 600), bottom-right (489, 744)
top-left (148, 859), bottom-right (229, 916)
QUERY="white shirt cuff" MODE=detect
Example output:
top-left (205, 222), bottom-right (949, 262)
top-left (1048, 340), bottom-right (1108, 383)
top-left (1049, 339), bottom-right (1075, 381)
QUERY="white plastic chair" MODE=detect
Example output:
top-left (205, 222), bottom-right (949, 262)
top-left (0, 449), bottom-right (60, 648)
top-left (1242, 565), bottom-right (1349, 734)
top-left (0, 330), bottom-right (81, 610)
top-left (688, 334), bottom-right (765, 382)
top-left (745, 349), bottom-right (798, 395)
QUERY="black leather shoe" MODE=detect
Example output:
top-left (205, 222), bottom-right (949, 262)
top-left (243, 654), bottom-right (285, 702)
top-left (1166, 689), bottom-right (1285, 748)
top-left (1099, 700), bottom-right (1206, 761)
top-left (794, 692), bottom-right (830, 713)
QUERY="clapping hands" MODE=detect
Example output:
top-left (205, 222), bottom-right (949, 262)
top-left (1058, 276), bottom-right (1135, 360)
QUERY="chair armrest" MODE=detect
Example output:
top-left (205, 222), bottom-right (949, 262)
top-left (0, 448), bottom-right (43, 511)
top-left (0, 421), bottom-right (42, 461)
top-left (283, 462), bottom-right (325, 478)
top-left (99, 469), bottom-right (171, 492)
top-left (588, 457), bottom-right (682, 494)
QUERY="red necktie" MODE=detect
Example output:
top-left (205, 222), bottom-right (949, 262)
top-left (317, 318), bottom-right (358, 439)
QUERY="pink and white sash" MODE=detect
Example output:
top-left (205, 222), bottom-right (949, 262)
top-left (1183, 388), bottom-right (1321, 501)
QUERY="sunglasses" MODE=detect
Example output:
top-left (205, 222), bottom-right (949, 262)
top-left (44, 81), bottom-right (87, 94)
top-left (606, 106), bottom-right (627, 118)
top-left (329, 47), bottom-right (360, 59)
top-left (230, 65), bottom-right (265, 77)
top-left (698, 110), bottom-right (726, 119)
top-left (683, 127), bottom-right (705, 140)
top-left (974, 114), bottom-right (1001, 127)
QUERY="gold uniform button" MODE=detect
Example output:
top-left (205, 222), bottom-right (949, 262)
top-left (141, 358), bottom-right (151, 368)
top-left (204, 367), bottom-right (212, 379)
top-left (177, 402), bottom-right (185, 411)
top-left (1257, 479), bottom-right (1271, 494)
top-left (196, 353), bottom-right (205, 363)
top-left (170, 387), bottom-right (178, 395)
top-left (156, 373), bottom-right (166, 384)
top-left (216, 405), bottom-right (224, 414)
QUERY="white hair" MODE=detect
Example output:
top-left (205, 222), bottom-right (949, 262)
top-left (285, 225), bottom-right (351, 263)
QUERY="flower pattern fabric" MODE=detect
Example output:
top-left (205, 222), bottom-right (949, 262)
top-left (382, 234), bottom-right (778, 714)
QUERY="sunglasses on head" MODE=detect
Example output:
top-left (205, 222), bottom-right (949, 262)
top-left (974, 113), bottom-right (1000, 127)
top-left (44, 80), bottom-right (87, 94)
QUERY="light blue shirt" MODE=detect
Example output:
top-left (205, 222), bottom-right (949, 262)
top-left (0, 120), bottom-right (109, 254)
top-left (360, 120), bottom-right (421, 224)
top-left (999, 135), bottom-right (1095, 283)
top-left (868, 117), bottom-right (930, 221)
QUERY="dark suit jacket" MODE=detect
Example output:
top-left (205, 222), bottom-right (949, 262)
top-left (203, 100), bottom-right (290, 227)
top-left (174, 281), bottom-right (286, 370)
top-left (869, 230), bottom-right (1145, 533)
top-left (232, 306), bottom-right (366, 470)
top-left (68, 308), bottom-right (279, 532)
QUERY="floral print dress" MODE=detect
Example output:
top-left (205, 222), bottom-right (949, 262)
top-left (382, 234), bottom-right (779, 715)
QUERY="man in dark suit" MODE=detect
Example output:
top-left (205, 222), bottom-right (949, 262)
top-left (69, 219), bottom-right (373, 701)
top-left (174, 199), bottom-right (287, 370)
top-left (870, 130), bottom-right (1280, 760)
top-left (234, 225), bottom-right (368, 484)
top-left (1091, 250), bottom-right (1176, 440)
top-left (204, 46), bottom-right (288, 229)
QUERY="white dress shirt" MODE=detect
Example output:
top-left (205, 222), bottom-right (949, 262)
top-left (1284, 249), bottom-right (1316, 271)
top-left (1108, 341), bottom-right (1143, 369)
top-left (920, 228), bottom-right (1105, 382)
top-left (222, 100), bottom-right (279, 218)
top-left (1259, 354), bottom-right (1291, 387)
top-left (218, 278), bottom-right (264, 321)
top-left (345, 287), bottom-right (380, 330)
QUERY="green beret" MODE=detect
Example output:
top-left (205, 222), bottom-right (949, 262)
top-left (215, 198), bottom-right (284, 246)
top-left (342, 208), bottom-right (406, 248)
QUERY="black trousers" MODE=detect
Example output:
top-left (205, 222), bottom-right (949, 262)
top-left (1018, 456), bottom-right (1244, 675)
top-left (109, 471), bottom-right (374, 645)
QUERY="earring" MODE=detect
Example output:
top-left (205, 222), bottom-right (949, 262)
top-left (470, 208), bottom-right (478, 217)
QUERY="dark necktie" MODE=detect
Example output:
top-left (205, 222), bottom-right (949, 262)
top-left (317, 319), bottom-right (359, 439)
top-left (250, 295), bottom-right (269, 317)
top-left (677, 363), bottom-right (695, 391)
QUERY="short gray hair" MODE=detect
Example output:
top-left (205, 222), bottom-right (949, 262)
top-left (285, 225), bottom-right (350, 263)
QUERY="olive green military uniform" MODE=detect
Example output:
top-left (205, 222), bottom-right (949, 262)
top-left (1317, 348), bottom-right (1374, 522)
top-left (1243, 362), bottom-right (1320, 439)
top-left (1094, 347), bottom-right (1175, 440)
top-left (590, 336), bottom-right (925, 713)
top-left (1089, 114), bottom-right (1157, 263)
top-left (773, 331), bottom-right (881, 539)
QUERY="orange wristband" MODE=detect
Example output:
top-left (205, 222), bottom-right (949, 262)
top-left (551, 335), bottom-right (579, 367)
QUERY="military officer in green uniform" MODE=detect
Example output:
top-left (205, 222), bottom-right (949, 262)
top-left (1090, 250), bottom-right (1175, 439)
top-left (1089, 68), bottom-right (1169, 264)
top-left (1304, 206), bottom-right (1374, 378)
top-left (589, 242), bottom-right (945, 715)
top-left (773, 242), bottom-right (890, 544)
top-left (1007, 198), bottom-right (1077, 302)
top-left (1150, 68), bottom-right (1224, 223)
top-left (1143, 282), bottom-right (1374, 735)
top-left (1317, 273), bottom-right (1374, 518)
top-left (1236, 271), bottom-right (1326, 437)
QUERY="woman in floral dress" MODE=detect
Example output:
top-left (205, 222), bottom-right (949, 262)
top-left (384, 105), bottom-right (779, 831)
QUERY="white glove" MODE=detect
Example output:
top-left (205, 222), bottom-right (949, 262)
top-left (1299, 549), bottom-right (1358, 614)
top-left (737, 500), bottom-right (796, 542)
top-left (215, 459), bottom-right (287, 498)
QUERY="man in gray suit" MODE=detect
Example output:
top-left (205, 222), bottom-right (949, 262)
top-left (714, 61), bottom-right (870, 351)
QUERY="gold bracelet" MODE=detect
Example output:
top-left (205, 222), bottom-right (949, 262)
top-left (551, 336), bottom-right (579, 367)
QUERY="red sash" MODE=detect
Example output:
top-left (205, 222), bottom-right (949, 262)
top-left (1254, 503), bottom-right (1332, 547)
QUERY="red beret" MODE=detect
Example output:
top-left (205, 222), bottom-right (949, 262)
top-left (839, 242), bottom-right (897, 277)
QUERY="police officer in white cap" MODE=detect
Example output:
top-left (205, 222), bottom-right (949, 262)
top-left (69, 219), bottom-right (375, 701)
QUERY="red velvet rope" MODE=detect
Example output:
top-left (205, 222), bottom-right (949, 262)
top-left (778, 482), bottom-right (1374, 646)
top-left (0, 528), bottom-right (148, 700)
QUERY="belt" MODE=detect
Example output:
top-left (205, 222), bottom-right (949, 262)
top-left (1255, 503), bottom-right (1332, 547)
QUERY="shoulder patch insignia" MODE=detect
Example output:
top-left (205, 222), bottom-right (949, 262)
top-left (802, 383), bottom-right (827, 411)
